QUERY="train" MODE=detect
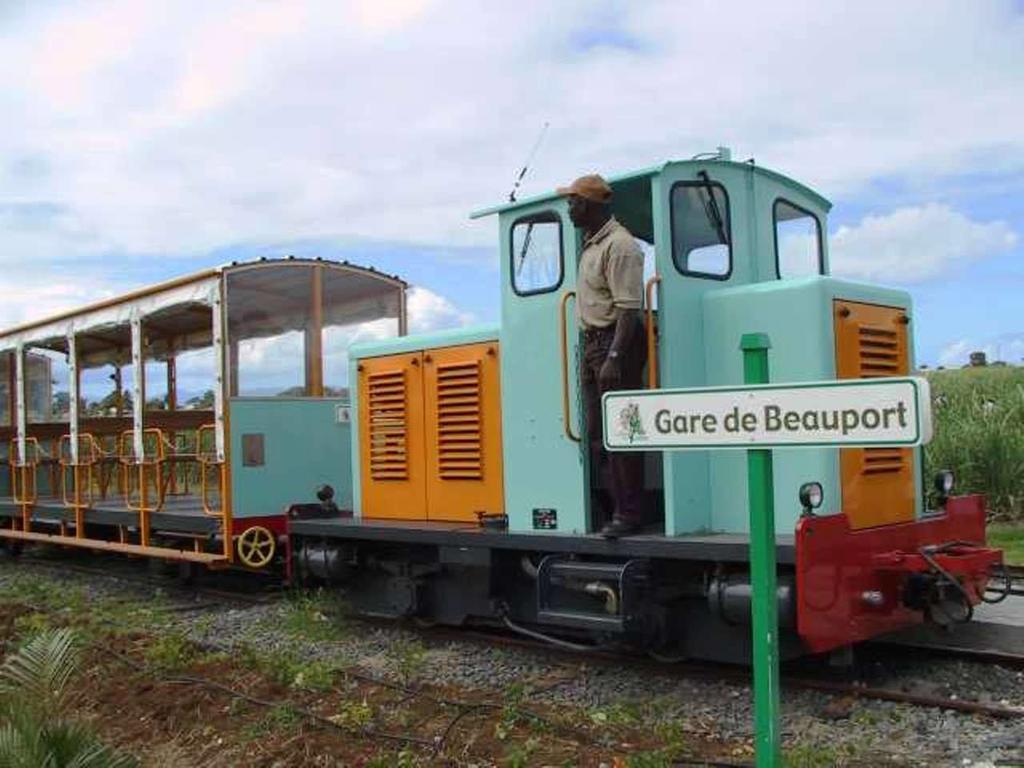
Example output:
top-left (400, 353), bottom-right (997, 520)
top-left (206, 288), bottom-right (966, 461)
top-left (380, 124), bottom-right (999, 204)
top-left (0, 150), bottom-right (1004, 664)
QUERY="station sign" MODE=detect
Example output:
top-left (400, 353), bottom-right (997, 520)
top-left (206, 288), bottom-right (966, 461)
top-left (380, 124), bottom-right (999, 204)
top-left (603, 377), bottom-right (931, 451)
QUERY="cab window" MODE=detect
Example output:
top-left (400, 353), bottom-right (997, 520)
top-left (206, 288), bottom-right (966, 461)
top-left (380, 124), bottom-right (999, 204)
top-left (774, 199), bottom-right (823, 278)
top-left (511, 212), bottom-right (563, 295)
top-left (670, 179), bottom-right (731, 279)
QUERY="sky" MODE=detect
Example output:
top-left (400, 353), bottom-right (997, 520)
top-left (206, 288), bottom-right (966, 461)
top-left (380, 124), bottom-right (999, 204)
top-left (1, 0), bottom-right (1023, 378)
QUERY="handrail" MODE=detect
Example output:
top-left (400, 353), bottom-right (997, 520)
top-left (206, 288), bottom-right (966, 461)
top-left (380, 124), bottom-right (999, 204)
top-left (196, 424), bottom-right (225, 518)
top-left (9, 438), bottom-right (39, 532)
top-left (645, 274), bottom-right (661, 389)
top-left (118, 429), bottom-right (167, 517)
top-left (558, 291), bottom-right (581, 443)
top-left (58, 434), bottom-right (97, 516)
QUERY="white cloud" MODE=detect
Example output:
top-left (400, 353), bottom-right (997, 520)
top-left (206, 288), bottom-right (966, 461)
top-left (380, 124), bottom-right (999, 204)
top-left (0, 0), bottom-right (1022, 266)
top-left (406, 286), bottom-right (475, 333)
top-left (938, 335), bottom-right (1024, 367)
top-left (830, 204), bottom-right (1018, 283)
top-left (0, 270), bottom-right (129, 329)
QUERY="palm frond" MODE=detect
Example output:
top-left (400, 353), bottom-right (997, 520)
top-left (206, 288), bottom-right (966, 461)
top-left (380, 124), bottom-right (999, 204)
top-left (0, 719), bottom-right (48, 768)
top-left (0, 628), bottom-right (80, 716)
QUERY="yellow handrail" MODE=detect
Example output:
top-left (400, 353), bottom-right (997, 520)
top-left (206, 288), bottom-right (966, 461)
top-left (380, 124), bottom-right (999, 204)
top-left (10, 438), bottom-right (39, 532)
top-left (196, 424), bottom-right (225, 518)
top-left (118, 429), bottom-right (166, 516)
top-left (558, 291), bottom-right (581, 443)
top-left (59, 434), bottom-right (97, 529)
top-left (645, 274), bottom-right (661, 389)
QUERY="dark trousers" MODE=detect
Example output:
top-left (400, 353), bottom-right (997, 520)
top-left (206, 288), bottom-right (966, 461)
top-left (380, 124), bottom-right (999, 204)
top-left (581, 325), bottom-right (646, 526)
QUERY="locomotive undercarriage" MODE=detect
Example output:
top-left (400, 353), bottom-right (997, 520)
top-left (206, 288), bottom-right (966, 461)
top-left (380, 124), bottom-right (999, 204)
top-left (292, 536), bottom-right (805, 665)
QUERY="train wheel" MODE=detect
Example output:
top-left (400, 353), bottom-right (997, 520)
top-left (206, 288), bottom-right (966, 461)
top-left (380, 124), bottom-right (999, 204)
top-left (236, 526), bottom-right (276, 569)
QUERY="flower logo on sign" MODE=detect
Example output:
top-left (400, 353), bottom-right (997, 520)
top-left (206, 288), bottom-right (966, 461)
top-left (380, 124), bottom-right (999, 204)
top-left (617, 402), bottom-right (646, 444)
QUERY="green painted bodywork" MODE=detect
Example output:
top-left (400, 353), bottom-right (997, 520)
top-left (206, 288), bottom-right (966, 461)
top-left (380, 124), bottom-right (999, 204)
top-left (229, 398), bottom-right (352, 517)
top-left (497, 201), bottom-right (590, 534)
top-left (477, 157), bottom-right (921, 537)
top-left (350, 325), bottom-right (500, 359)
top-left (346, 324), bottom-right (501, 518)
top-left (338, 157), bottom-right (920, 538)
top-left (703, 276), bottom-right (919, 534)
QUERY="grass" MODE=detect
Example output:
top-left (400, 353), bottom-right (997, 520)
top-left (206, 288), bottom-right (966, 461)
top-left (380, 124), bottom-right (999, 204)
top-left (782, 742), bottom-right (856, 768)
top-left (279, 589), bottom-right (350, 642)
top-left (988, 522), bottom-right (1024, 566)
top-left (924, 366), bottom-right (1024, 520)
top-left (235, 643), bottom-right (340, 691)
top-left (390, 636), bottom-right (427, 684)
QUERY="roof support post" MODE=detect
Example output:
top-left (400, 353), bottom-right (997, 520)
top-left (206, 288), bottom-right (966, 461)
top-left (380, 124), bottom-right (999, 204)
top-left (14, 344), bottom-right (25, 462)
top-left (212, 283), bottom-right (226, 461)
top-left (305, 264), bottom-right (324, 397)
top-left (398, 285), bottom-right (408, 336)
top-left (5, 352), bottom-right (14, 429)
top-left (67, 332), bottom-right (79, 465)
top-left (130, 314), bottom-right (144, 463)
top-left (167, 348), bottom-right (177, 411)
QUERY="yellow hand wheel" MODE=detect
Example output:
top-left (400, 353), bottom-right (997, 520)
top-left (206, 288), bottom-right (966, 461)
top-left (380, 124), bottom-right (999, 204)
top-left (236, 525), bottom-right (276, 569)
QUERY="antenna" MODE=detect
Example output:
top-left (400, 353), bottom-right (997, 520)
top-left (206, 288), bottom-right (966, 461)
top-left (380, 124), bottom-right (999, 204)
top-left (508, 121), bottom-right (550, 203)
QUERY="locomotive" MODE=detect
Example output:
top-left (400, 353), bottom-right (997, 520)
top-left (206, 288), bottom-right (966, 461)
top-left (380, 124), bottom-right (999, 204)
top-left (0, 150), bottom-right (1002, 663)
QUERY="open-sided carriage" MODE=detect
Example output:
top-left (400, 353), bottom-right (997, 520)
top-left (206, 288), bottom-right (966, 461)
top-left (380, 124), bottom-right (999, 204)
top-left (0, 259), bottom-right (405, 568)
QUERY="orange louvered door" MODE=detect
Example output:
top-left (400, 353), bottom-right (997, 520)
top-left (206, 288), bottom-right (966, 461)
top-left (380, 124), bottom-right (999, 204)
top-left (423, 343), bottom-right (504, 522)
top-left (358, 353), bottom-right (427, 520)
top-left (834, 300), bottom-right (915, 529)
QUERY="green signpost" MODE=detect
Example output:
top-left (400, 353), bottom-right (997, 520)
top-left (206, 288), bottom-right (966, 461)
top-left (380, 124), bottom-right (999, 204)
top-left (740, 333), bottom-right (780, 766)
top-left (602, 346), bottom-right (932, 768)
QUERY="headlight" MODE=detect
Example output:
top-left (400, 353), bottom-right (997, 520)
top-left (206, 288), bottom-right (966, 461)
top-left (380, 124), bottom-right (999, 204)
top-left (934, 471), bottom-right (954, 496)
top-left (799, 482), bottom-right (824, 510)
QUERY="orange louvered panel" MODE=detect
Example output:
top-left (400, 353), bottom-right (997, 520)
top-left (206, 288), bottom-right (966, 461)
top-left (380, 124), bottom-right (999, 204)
top-left (358, 354), bottom-right (426, 520)
top-left (435, 361), bottom-right (483, 479)
top-left (834, 300), bottom-right (915, 529)
top-left (424, 343), bottom-right (504, 522)
top-left (367, 370), bottom-right (409, 480)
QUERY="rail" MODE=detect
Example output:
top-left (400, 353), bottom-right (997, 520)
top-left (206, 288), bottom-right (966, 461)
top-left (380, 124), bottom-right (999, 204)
top-left (644, 274), bottom-right (660, 389)
top-left (558, 291), bottom-right (581, 443)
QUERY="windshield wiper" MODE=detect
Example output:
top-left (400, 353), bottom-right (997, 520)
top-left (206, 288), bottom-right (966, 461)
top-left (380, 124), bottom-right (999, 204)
top-left (698, 170), bottom-right (728, 246)
top-left (516, 222), bottom-right (535, 275)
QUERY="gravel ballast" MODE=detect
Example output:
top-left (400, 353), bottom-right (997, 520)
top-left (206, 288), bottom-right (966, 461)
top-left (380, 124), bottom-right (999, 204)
top-left (2, 555), bottom-right (1022, 767)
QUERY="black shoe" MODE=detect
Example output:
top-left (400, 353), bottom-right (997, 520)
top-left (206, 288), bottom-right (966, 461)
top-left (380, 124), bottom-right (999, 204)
top-left (600, 516), bottom-right (640, 539)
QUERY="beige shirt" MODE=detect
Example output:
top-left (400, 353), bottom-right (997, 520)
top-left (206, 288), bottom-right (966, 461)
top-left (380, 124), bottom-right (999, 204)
top-left (576, 216), bottom-right (644, 329)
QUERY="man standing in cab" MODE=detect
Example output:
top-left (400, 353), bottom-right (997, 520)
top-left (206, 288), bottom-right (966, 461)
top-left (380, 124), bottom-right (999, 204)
top-left (557, 173), bottom-right (646, 538)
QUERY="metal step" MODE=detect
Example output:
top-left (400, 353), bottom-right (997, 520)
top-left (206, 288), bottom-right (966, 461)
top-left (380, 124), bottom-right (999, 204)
top-left (0, 529), bottom-right (229, 566)
top-left (545, 559), bottom-right (631, 582)
top-left (536, 609), bottom-right (625, 632)
top-left (536, 555), bottom-right (649, 635)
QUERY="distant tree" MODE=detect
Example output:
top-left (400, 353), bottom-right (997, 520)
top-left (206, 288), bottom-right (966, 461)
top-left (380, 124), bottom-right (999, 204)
top-left (84, 391), bottom-right (132, 417)
top-left (51, 391), bottom-right (70, 418)
top-left (184, 390), bottom-right (215, 409)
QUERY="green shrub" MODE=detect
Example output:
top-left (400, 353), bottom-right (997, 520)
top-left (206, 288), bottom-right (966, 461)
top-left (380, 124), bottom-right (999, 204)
top-left (924, 367), bottom-right (1024, 520)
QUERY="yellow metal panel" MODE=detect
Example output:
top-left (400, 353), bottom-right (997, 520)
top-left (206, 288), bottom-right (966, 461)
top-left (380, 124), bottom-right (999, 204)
top-left (834, 300), bottom-right (915, 529)
top-left (424, 342), bottom-right (504, 522)
top-left (358, 353), bottom-right (427, 520)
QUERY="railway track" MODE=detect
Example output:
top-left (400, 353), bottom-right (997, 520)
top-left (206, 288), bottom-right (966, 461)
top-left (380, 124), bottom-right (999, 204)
top-left (4, 551), bottom-right (1023, 721)
top-left (1002, 564), bottom-right (1024, 597)
top-left (435, 624), bottom-right (1024, 721)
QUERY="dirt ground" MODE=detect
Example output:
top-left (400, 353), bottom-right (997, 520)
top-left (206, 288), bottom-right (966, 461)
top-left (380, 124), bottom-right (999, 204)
top-left (0, 601), bottom-right (733, 767)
